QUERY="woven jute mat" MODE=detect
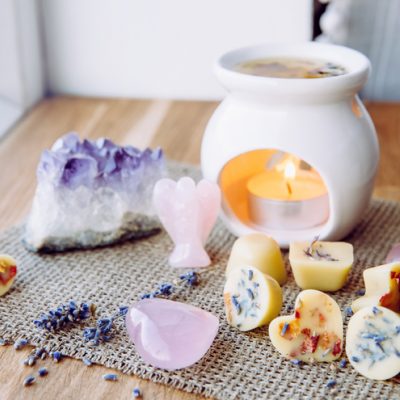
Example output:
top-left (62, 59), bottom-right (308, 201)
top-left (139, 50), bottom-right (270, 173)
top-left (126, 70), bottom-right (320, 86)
top-left (0, 162), bottom-right (399, 400)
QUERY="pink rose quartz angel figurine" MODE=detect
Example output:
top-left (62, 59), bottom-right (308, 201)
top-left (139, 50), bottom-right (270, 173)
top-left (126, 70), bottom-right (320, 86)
top-left (153, 177), bottom-right (221, 268)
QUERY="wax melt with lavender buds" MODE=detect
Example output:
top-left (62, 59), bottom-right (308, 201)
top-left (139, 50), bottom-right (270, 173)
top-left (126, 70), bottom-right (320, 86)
top-left (24, 133), bottom-right (164, 252)
top-left (289, 240), bottom-right (353, 291)
top-left (224, 265), bottom-right (282, 331)
top-left (269, 290), bottom-right (343, 362)
top-left (346, 306), bottom-right (400, 380)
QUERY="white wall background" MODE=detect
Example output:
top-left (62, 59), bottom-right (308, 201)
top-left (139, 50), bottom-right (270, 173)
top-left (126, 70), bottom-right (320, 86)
top-left (0, 0), bottom-right (44, 136)
top-left (41, 0), bottom-right (313, 100)
top-left (318, 0), bottom-right (400, 101)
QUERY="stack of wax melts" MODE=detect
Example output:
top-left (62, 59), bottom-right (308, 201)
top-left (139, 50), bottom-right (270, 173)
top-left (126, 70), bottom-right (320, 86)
top-left (224, 234), bottom-right (285, 331)
top-left (0, 254), bottom-right (17, 296)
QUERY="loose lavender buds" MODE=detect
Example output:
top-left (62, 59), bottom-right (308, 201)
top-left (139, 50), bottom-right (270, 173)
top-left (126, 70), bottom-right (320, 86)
top-left (83, 358), bottom-right (93, 367)
top-left (24, 132), bottom-right (164, 252)
top-left (103, 373), bottom-right (118, 381)
top-left (52, 351), bottom-right (62, 363)
top-left (23, 375), bottom-right (36, 386)
top-left (133, 387), bottom-right (142, 398)
top-left (38, 367), bottom-right (48, 377)
top-left (14, 338), bottom-right (28, 350)
top-left (344, 307), bottom-right (353, 317)
top-left (326, 379), bottom-right (337, 388)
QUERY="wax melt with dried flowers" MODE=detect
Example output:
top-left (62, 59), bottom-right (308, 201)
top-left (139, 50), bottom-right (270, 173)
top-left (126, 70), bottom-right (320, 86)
top-left (289, 238), bottom-right (353, 291)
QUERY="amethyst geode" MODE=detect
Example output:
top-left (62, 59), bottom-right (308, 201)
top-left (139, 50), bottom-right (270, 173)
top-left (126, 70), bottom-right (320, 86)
top-left (24, 133), bottom-right (165, 252)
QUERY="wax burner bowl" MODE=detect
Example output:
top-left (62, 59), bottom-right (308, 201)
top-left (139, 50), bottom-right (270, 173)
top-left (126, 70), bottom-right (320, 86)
top-left (201, 42), bottom-right (379, 247)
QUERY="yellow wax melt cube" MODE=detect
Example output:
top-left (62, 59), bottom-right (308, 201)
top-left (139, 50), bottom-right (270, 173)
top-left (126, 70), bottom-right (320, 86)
top-left (289, 240), bottom-right (353, 291)
top-left (226, 233), bottom-right (287, 285)
top-left (346, 306), bottom-right (400, 380)
top-left (269, 290), bottom-right (343, 363)
top-left (224, 265), bottom-right (282, 331)
top-left (351, 262), bottom-right (400, 313)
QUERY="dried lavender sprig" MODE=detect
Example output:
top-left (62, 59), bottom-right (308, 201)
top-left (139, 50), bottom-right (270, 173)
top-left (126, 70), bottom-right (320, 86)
top-left (83, 306), bottom-right (128, 346)
top-left (179, 271), bottom-right (199, 286)
top-left (140, 271), bottom-right (199, 300)
top-left (34, 301), bottom-right (96, 332)
top-left (303, 236), bottom-right (339, 261)
top-left (304, 236), bottom-right (320, 257)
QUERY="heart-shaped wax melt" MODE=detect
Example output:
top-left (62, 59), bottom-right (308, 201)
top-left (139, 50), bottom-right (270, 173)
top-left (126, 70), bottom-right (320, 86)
top-left (269, 290), bottom-right (343, 362)
top-left (125, 298), bottom-right (219, 370)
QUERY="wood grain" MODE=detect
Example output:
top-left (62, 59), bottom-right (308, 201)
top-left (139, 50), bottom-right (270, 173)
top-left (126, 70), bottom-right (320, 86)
top-left (0, 96), bottom-right (399, 399)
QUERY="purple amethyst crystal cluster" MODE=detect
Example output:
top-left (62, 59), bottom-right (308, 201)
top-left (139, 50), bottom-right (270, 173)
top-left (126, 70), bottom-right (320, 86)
top-left (24, 133), bottom-right (165, 252)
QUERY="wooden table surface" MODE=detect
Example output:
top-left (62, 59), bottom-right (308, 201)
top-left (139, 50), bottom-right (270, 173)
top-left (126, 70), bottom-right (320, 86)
top-left (0, 96), bottom-right (399, 399)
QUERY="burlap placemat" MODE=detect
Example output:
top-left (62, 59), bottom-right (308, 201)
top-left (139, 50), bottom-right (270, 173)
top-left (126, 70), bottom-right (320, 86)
top-left (0, 162), bottom-right (399, 400)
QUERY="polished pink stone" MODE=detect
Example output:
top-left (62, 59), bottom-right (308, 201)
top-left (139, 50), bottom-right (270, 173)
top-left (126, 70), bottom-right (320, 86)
top-left (125, 298), bottom-right (219, 370)
top-left (153, 177), bottom-right (221, 268)
top-left (386, 243), bottom-right (400, 263)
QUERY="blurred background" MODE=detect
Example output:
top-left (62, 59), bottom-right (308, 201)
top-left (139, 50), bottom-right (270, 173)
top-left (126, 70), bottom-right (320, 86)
top-left (0, 0), bottom-right (399, 137)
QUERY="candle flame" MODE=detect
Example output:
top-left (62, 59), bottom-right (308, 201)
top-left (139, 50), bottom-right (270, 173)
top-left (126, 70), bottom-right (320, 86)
top-left (284, 160), bottom-right (296, 180)
top-left (273, 155), bottom-right (299, 196)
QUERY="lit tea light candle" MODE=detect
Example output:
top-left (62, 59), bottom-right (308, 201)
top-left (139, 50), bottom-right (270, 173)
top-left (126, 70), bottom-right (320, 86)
top-left (247, 156), bottom-right (329, 230)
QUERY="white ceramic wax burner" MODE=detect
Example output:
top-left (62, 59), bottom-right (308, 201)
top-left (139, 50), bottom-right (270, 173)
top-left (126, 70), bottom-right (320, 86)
top-left (201, 42), bottom-right (379, 247)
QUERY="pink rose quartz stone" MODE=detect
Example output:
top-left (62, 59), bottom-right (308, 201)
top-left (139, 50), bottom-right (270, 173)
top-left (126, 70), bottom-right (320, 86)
top-left (386, 243), bottom-right (400, 263)
top-left (153, 177), bottom-right (221, 268)
top-left (125, 298), bottom-right (219, 370)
